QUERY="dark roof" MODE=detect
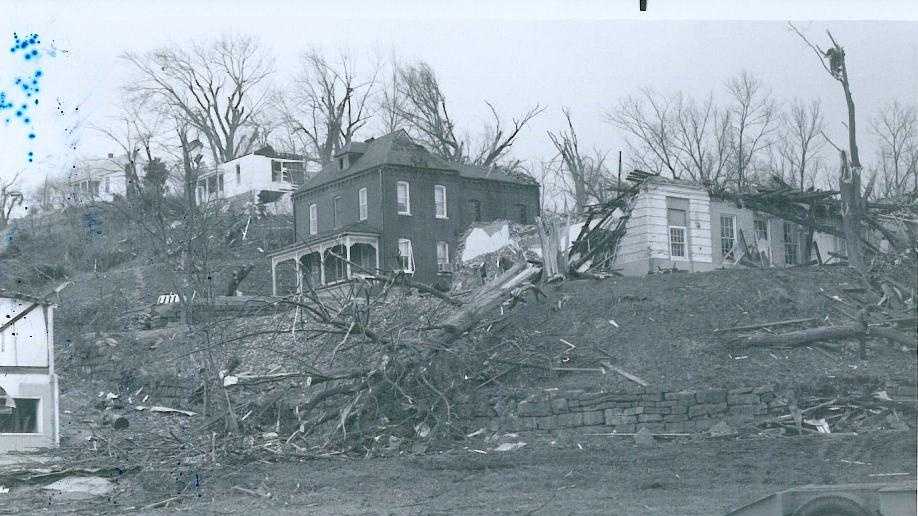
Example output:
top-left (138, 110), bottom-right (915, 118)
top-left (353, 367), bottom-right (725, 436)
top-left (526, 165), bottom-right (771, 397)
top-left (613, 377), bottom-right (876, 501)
top-left (252, 145), bottom-right (306, 161)
top-left (298, 130), bottom-right (538, 193)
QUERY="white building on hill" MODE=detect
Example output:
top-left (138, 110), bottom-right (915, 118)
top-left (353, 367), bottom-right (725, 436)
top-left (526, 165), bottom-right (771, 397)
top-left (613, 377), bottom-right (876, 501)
top-left (0, 290), bottom-right (59, 451)
top-left (196, 145), bottom-right (308, 213)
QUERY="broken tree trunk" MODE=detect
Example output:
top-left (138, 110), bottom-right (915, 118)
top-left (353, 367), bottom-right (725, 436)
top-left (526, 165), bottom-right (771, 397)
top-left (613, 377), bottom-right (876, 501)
top-left (838, 150), bottom-right (865, 271)
top-left (732, 323), bottom-right (914, 348)
top-left (439, 263), bottom-right (541, 338)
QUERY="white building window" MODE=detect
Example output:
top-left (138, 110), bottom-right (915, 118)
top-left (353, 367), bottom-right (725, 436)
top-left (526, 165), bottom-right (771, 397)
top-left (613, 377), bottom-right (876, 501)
top-left (396, 181), bottom-right (411, 215)
top-left (720, 215), bottom-right (736, 260)
top-left (358, 187), bottom-right (368, 221)
top-left (783, 222), bottom-right (799, 265)
top-left (397, 238), bottom-right (414, 273)
top-left (309, 203), bottom-right (318, 235)
top-left (0, 397), bottom-right (40, 433)
top-left (236, 164), bottom-right (241, 185)
top-left (754, 218), bottom-right (768, 241)
top-left (667, 207), bottom-right (687, 258)
top-left (436, 241), bottom-right (450, 272)
top-left (104, 176), bottom-right (111, 193)
top-left (434, 185), bottom-right (447, 219)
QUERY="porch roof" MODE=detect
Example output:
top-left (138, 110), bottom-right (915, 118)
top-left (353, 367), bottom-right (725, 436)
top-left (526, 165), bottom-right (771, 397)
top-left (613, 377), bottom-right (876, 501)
top-left (268, 222), bottom-right (381, 259)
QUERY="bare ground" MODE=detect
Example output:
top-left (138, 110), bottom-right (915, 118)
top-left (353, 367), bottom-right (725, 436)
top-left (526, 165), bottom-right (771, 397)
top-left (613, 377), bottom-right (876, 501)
top-left (4, 430), bottom-right (915, 515)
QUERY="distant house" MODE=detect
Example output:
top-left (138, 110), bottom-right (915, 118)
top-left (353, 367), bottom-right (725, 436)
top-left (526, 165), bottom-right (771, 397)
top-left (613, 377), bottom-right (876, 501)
top-left (65, 153), bottom-right (138, 205)
top-left (269, 130), bottom-right (540, 292)
top-left (613, 176), bottom-right (846, 275)
top-left (196, 145), bottom-right (308, 213)
top-left (0, 291), bottom-right (59, 451)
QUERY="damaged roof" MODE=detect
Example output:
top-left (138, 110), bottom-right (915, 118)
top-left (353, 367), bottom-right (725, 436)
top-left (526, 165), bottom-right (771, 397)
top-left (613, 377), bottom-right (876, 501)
top-left (297, 130), bottom-right (537, 193)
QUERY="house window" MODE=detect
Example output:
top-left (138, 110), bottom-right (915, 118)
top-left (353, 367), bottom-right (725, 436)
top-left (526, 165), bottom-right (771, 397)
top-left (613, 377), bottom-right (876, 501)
top-left (396, 181), bottom-right (411, 215)
top-left (309, 203), bottom-right (318, 235)
top-left (468, 199), bottom-right (482, 222)
top-left (333, 196), bottom-right (342, 228)
top-left (397, 238), bottom-right (414, 273)
top-left (0, 398), bottom-right (39, 433)
top-left (783, 222), bottom-right (799, 265)
top-left (271, 160), bottom-right (282, 182)
top-left (358, 188), bottom-right (368, 221)
top-left (218, 174), bottom-right (224, 193)
top-left (754, 218), bottom-right (768, 242)
top-left (434, 185), bottom-right (447, 219)
top-left (437, 241), bottom-right (450, 272)
top-left (515, 204), bottom-right (528, 224)
top-left (338, 156), bottom-right (347, 170)
top-left (667, 207), bottom-right (687, 258)
top-left (720, 215), bottom-right (736, 260)
top-left (235, 164), bottom-right (241, 185)
top-left (104, 176), bottom-right (111, 193)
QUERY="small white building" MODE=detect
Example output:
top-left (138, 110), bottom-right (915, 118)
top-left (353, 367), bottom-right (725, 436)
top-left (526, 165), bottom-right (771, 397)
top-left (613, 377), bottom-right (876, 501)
top-left (0, 291), bottom-right (59, 451)
top-left (612, 176), bottom-right (846, 275)
top-left (196, 146), bottom-right (308, 213)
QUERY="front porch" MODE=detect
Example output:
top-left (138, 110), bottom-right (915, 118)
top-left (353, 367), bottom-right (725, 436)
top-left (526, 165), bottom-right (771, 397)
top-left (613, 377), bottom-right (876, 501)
top-left (270, 231), bottom-right (380, 296)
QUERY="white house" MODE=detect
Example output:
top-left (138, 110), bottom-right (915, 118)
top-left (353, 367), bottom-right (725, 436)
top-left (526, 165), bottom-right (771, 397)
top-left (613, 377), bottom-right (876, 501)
top-left (196, 145), bottom-right (307, 213)
top-left (0, 290), bottom-right (59, 451)
top-left (65, 153), bottom-right (139, 205)
top-left (611, 176), bottom-right (846, 275)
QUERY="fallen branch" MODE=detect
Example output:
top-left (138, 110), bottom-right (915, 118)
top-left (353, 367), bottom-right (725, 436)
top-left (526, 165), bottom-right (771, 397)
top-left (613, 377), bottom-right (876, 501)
top-left (601, 361), bottom-right (648, 386)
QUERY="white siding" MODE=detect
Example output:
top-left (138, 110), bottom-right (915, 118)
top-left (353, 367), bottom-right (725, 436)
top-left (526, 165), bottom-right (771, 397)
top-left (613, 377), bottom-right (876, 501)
top-left (0, 298), bottom-right (50, 368)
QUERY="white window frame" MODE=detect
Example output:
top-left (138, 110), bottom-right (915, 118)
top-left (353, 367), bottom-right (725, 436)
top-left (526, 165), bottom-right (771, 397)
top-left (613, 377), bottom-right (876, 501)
top-left (720, 215), bottom-right (737, 260)
top-left (397, 238), bottom-right (415, 273)
top-left (436, 241), bottom-right (450, 272)
top-left (235, 164), bottom-right (241, 185)
top-left (434, 185), bottom-right (447, 219)
top-left (669, 226), bottom-right (687, 258)
top-left (309, 203), bottom-right (318, 235)
top-left (358, 187), bottom-right (368, 221)
top-left (396, 181), bottom-right (411, 215)
top-left (783, 222), bottom-right (799, 265)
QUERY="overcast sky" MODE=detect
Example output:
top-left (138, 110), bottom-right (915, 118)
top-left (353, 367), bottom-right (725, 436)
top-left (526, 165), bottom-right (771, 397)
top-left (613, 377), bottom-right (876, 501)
top-left (2, 1), bottom-right (917, 194)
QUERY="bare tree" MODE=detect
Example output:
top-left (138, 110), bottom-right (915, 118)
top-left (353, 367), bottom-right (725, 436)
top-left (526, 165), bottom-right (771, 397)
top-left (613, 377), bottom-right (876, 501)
top-left (278, 50), bottom-right (377, 167)
top-left (672, 93), bottom-right (734, 188)
top-left (0, 173), bottom-right (24, 229)
top-left (776, 99), bottom-right (826, 190)
top-left (871, 100), bottom-right (917, 196)
top-left (391, 61), bottom-right (543, 169)
top-left (122, 35), bottom-right (274, 165)
top-left (607, 89), bottom-right (681, 178)
top-left (726, 71), bottom-right (777, 191)
top-left (547, 108), bottom-right (612, 211)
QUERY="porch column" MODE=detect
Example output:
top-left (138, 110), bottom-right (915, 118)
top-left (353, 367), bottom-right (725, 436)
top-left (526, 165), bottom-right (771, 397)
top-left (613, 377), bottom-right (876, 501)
top-left (345, 236), bottom-right (352, 279)
top-left (271, 257), bottom-right (277, 297)
top-left (319, 245), bottom-right (326, 286)
top-left (295, 253), bottom-right (303, 295)
top-left (374, 243), bottom-right (380, 273)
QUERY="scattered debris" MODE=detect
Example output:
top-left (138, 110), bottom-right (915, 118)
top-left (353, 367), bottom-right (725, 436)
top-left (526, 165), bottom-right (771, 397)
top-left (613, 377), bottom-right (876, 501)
top-left (493, 442), bottom-right (527, 452)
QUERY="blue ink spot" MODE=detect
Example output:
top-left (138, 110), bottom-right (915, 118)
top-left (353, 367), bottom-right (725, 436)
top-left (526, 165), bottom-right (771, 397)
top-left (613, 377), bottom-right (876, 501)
top-left (28, 133), bottom-right (35, 139)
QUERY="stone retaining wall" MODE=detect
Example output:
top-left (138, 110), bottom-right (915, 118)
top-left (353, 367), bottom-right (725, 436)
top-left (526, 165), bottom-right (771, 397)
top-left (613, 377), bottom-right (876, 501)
top-left (467, 383), bottom-right (916, 434)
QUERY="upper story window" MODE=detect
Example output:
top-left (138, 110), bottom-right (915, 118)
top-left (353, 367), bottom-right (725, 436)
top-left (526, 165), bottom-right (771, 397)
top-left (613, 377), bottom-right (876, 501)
top-left (333, 196), bottom-right (343, 228)
top-left (271, 160), bottom-right (282, 182)
top-left (667, 207), bottom-right (687, 258)
top-left (235, 164), bottom-right (241, 185)
top-left (104, 176), bottom-right (111, 193)
top-left (434, 185), bottom-right (447, 219)
top-left (468, 199), bottom-right (482, 222)
top-left (338, 156), bottom-right (348, 170)
top-left (358, 187), bottom-right (368, 221)
top-left (720, 215), bottom-right (736, 260)
top-left (309, 203), bottom-right (318, 235)
top-left (396, 181), bottom-right (411, 215)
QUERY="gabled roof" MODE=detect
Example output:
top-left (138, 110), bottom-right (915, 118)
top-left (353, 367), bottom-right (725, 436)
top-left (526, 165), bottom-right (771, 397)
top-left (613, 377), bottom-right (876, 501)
top-left (298, 129), bottom-right (538, 193)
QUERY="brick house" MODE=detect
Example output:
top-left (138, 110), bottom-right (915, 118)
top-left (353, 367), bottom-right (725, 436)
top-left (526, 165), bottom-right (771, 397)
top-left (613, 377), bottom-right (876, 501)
top-left (269, 130), bottom-right (540, 292)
